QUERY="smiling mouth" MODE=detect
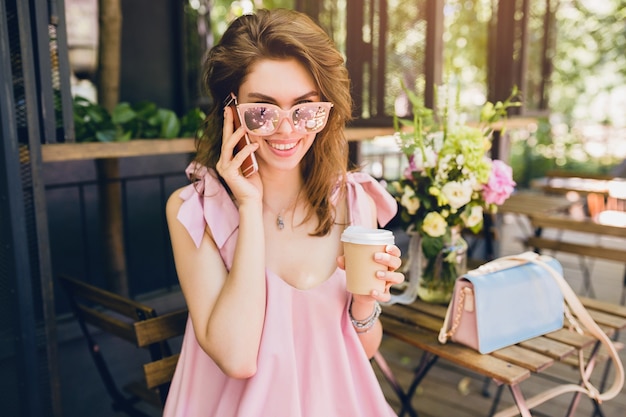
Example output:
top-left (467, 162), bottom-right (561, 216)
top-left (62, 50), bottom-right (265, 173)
top-left (268, 141), bottom-right (297, 151)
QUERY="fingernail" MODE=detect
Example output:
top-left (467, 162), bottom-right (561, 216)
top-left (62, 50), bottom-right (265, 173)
top-left (374, 253), bottom-right (383, 261)
top-left (376, 271), bottom-right (386, 278)
top-left (372, 290), bottom-right (379, 297)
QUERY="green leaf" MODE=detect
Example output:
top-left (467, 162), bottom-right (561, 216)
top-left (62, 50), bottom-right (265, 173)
top-left (111, 102), bottom-right (137, 124)
top-left (85, 107), bottom-right (106, 124)
top-left (158, 109), bottom-right (181, 138)
top-left (422, 235), bottom-right (444, 259)
top-left (95, 129), bottom-right (116, 142)
top-left (116, 131), bottom-right (133, 142)
top-left (133, 101), bottom-right (158, 117)
top-left (180, 108), bottom-right (206, 137)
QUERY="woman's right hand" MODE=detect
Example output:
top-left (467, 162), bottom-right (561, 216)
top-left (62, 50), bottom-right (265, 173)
top-left (216, 106), bottom-right (262, 204)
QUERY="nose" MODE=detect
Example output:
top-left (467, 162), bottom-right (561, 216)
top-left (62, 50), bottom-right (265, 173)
top-left (275, 114), bottom-right (295, 134)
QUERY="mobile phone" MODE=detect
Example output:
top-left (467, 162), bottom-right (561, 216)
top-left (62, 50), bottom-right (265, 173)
top-left (224, 94), bottom-right (259, 177)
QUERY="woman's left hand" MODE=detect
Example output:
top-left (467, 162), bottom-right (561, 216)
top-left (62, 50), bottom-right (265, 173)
top-left (337, 244), bottom-right (405, 303)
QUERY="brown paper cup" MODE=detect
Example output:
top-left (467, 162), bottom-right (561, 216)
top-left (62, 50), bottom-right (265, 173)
top-left (341, 226), bottom-right (395, 295)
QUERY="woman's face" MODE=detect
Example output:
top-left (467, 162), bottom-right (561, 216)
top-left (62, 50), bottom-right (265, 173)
top-left (236, 58), bottom-right (321, 174)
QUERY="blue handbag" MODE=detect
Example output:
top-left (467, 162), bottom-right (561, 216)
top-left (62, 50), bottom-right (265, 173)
top-left (438, 252), bottom-right (564, 354)
top-left (438, 251), bottom-right (625, 413)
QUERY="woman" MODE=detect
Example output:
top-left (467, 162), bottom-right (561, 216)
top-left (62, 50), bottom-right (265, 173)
top-left (164, 9), bottom-right (403, 416)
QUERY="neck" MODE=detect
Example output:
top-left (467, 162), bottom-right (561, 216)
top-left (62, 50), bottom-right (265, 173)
top-left (261, 171), bottom-right (304, 209)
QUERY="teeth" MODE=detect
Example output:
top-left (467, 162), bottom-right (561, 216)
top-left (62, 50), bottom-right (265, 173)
top-left (269, 141), bottom-right (297, 151)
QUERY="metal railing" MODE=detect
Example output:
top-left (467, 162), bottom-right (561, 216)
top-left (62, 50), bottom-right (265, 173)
top-left (47, 171), bottom-right (189, 313)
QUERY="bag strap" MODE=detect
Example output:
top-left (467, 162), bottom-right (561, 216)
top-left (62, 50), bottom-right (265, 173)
top-left (439, 252), bottom-right (624, 406)
top-left (438, 287), bottom-right (467, 344)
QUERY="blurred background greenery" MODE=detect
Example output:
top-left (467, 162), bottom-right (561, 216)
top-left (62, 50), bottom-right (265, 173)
top-left (188, 0), bottom-right (626, 186)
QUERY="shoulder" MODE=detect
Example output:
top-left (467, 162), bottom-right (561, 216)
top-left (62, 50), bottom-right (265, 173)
top-left (167, 166), bottom-right (239, 249)
top-left (166, 186), bottom-right (187, 220)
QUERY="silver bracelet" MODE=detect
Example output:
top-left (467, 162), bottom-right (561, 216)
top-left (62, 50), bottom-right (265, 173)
top-left (350, 301), bottom-right (381, 333)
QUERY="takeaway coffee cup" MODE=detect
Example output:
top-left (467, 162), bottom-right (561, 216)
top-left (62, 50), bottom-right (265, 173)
top-left (341, 226), bottom-right (395, 295)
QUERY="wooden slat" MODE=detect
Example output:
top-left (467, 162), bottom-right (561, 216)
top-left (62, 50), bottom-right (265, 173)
top-left (586, 309), bottom-right (626, 330)
top-left (581, 296), bottom-right (626, 319)
top-left (409, 299), bottom-right (448, 319)
top-left (543, 170), bottom-right (617, 181)
top-left (42, 139), bottom-right (195, 162)
top-left (380, 317), bottom-right (531, 385)
top-left (40, 127), bottom-right (396, 162)
top-left (559, 341), bottom-right (625, 368)
top-left (526, 236), bottom-right (626, 262)
top-left (134, 309), bottom-right (188, 347)
top-left (542, 328), bottom-right (595, 350)
top-left (59, 274), bottom-right (155, 319)
top-left (499, 191), bottom-right (572, 217)
top-left (530, 214), bottom-right (626, 238)
top-left (491, 344), bottom-right (554, 372)
top-left (382, 304), bottom-right (444, 332)
top-left (144, 354), bottom-right (180, 389)
top-left (518, 335), bottom-right (577, 360)
top-left (76, 305), bottom-right (137, 344)
top-left (538, 170), bottom-right (619, 196)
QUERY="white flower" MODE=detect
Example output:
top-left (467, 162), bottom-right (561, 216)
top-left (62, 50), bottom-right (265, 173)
top-left (462, 205), bottom-right (484, 228)
top-left (422, 212), bottom-right (447, 237)
top-left (412, 147), bottom-right (437, 170)
top-left (400, 186), bottom-right (420, 215)
top-left (441, 181), bottom-right (473, 209)
top-left (427, 131), bottom-right (444, 152)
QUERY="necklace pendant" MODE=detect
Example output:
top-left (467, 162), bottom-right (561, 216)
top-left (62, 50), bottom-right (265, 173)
top-left (276, 215), bottom-right (285, 230)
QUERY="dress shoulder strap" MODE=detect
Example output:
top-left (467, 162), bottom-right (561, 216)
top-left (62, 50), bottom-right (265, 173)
top-left (175, 162), bottom-right (238, 269)
top-left (343, 172), bottom-right (398, 227)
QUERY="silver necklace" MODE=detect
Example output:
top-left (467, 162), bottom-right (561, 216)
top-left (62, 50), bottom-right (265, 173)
top-left (264, 195), bottom-right (300, 231)
top-left (276, 210), bottom-right (286, 230)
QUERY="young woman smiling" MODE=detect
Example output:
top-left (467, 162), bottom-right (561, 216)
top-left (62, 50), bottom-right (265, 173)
top-left (164, 9), bottom-right (403, 416)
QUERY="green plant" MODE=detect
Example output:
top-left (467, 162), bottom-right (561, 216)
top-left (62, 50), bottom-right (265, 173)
top-left (72, 96), bottom-right (205, 142)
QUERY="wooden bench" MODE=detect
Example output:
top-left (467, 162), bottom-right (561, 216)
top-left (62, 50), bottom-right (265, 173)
top-left (525, 212), bottom-right (626, 304)
top-left (374, 296), bottom-right (626, 417)
top-left (58, 274), bottom-right (188, 416)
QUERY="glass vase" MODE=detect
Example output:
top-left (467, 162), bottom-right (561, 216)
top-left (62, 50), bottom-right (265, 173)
top-left (409, 226), bottom-right (468, 304)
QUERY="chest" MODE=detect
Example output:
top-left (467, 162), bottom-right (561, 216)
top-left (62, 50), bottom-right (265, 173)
top-left (265, 224), bottom-right (343, 290)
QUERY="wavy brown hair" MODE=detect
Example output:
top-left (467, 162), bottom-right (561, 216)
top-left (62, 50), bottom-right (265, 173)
top-left (194, 9), bottom-right (352, 236)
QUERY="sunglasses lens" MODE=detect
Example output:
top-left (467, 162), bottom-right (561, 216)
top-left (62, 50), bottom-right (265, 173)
top-left (243, 106), bottom-right (280, 135)
top-left (240, 103), bottom-right (331, 135)
top-left (293, 104), bottom-right (330, 133)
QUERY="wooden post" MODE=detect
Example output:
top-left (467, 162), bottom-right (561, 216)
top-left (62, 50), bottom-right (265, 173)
top-left (424, 0), bottom-right (444, 110)
top-left (96, 0), bottom-right (128, 296)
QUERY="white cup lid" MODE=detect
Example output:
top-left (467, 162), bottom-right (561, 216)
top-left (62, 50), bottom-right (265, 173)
top-left (340, 225), bottom-right (395, 245)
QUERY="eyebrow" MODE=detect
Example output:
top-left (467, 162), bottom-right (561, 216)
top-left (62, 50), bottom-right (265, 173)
top-left (246, 91), bottom-right (320, 103)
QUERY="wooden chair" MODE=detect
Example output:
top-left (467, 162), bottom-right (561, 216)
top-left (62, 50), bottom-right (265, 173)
top-left (58, 274), bottom-right (188, 417)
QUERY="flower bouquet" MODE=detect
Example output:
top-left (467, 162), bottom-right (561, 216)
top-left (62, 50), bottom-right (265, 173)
top-left (389, 84), bottom-right (519, 303)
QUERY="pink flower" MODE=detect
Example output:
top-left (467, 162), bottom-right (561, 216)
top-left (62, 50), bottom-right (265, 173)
top-left (404, 156), bottom-right (418, 179)
top-left (483, 160), bottom-right (516, 205)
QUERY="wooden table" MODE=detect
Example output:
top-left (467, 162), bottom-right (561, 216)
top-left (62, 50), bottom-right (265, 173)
top-left (375, 297), bottom-right (626, 417)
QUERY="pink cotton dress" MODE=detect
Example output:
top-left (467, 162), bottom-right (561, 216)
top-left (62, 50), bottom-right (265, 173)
top-left (163, 164), bottom-right (398, 417)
